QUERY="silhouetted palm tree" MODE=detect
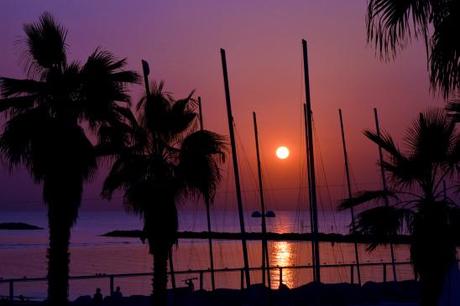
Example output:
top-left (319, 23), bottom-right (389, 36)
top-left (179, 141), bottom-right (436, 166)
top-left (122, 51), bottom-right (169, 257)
top-left (0, 13), bottom-right (138, 305)
top-left (340, 109), bottom-right (460, 306)
top-left (367, 0), bottom-right (460, 97)
top-left (102, 82), bottom-right (226, 306)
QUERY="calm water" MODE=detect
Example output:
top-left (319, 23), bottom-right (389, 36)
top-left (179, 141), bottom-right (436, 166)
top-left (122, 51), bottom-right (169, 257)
top-left (0, 210), bottom-right (413, 300)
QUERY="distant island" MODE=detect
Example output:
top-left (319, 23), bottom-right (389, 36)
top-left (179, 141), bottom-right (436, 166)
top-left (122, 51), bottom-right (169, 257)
top-left (0, 222), bottom-right (43, 230)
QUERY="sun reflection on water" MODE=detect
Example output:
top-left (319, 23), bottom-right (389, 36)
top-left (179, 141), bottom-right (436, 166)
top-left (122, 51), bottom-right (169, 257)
top-left (270, 241), bottom-right (295, 288)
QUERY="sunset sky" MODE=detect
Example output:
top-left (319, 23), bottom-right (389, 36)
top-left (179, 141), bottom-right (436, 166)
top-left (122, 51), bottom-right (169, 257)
top-left (0, 1), bottom-right (443, 212)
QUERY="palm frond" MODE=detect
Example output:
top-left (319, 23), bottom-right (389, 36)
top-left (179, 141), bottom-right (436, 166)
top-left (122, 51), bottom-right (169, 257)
top-left (355, 206), bottom-right (414, 250)
top-left (366, 0), bottom-right (430, 59)
top-left (110, 105), bottom-right (139, 132)
top-left (178, 130), bottom-right (226, 201)
top-left (0, 95), bottom-right (36, 116)
top-left (364, 129), bottom-right (403, 159)
top-left (101, 152), bottom-right (149, 199)
top-left (429, 0), bottom-right (460, 97)
top-left (0, 78), bottom-right (46, 97)
top-left (0, 107), bottom-right (47, 171)
top-left (0, 105), bottom-right (97, 184)
top-left (111, 70), bottom-right (140, 84)
top-left (380, 159), bottom-right (419, 188)
top-left (446, 133), bottom-right (460, 171)
top-left (167, 91), bottom-right (197, 138)
top-left (137, 81), bottom-right (164, 111)
top-left (95, 105), bottom-right (138, 158)
top-left (138, 82), bottom-right (171, 137)
top-left (79, 49), bottom-right (139, 126)
top-left (95, 121), bottom-right (134, 158)
top-left (137, 82), bottom-right (199, 146)
top-left (22, 12), bottom-right (67, 73)
top-left (364, 129), bottom-right (421, 187)
top-left (339, 189), bottom-right (397, 210)
top-left (405, 110), bottom-right (455, 163)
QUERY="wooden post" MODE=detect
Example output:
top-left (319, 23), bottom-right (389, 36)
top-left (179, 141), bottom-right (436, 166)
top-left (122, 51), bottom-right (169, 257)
top-left (373, 108), bottom-right (397, 282)
top-left (9, 281), bottom-right (13, 301)
top-left (252, 112), bottom-right (271, 288)
top-left (279, 267), bottom-right (283, 286)
top-left (338, 109), bottom-right (362, 286)
top-left (350, 265), bottom-right (354, 284)
top-left (109, 275), bottom-right (114, 296)
top-left (169, 251), bottom-right (176, 290)
top-left (204, 198), bottom-right (215, 291)
top-left (198, 96), bottom-right (216, 291)
top-left (302, 39), bottom-right (320, 283)
top-left (383, 263), bottom-right (387, 283)
top-left (220, 48), bottom-right (251, 287)
top-left (199, 272), bottom-right (204, 291)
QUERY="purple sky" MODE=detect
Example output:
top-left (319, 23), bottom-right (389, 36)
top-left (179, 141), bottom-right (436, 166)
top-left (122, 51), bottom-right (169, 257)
top-left (0, 1), bottom-right (443, 211)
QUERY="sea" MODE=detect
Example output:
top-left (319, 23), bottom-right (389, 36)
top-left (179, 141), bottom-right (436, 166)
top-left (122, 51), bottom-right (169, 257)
top-left (0, 210), bottom-right (414, 300)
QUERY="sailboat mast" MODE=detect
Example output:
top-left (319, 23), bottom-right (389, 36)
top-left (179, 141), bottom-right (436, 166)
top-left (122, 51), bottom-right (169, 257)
top-left (373, 108), bottom-right (397, 282)
top-left (303, 103), bottom-right (315, 271)
top-left (198, 96), bottom-right (204, 131)
top-left (198, 96), bottom-right (216, 290)
top-left (141, 60), bottom-right (151, 96)
top-left (302, 39), bottom-right (320, 283)
top-left (220, 48), bottom-right (251, 287)
top-left (252, 112), bottom-right (271, 288)
top-left (338, 109), bottom-right (362, 286)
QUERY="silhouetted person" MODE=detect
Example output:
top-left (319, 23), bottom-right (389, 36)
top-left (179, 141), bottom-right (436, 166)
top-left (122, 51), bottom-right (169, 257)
top-left (93, 288), bottom-right (103, 304)
top-left (185, 278), bottom-right (194, 291)
top-left (279, 283), bottom-right (289, 291)
top-left (112, 286), bottom-right (123, 299)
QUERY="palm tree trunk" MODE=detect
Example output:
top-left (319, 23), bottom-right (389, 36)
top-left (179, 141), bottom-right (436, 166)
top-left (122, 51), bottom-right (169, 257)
top-left (152, 246), bottom-right (169, 306)
top-left (412, 208), bottom-right (457, 306)
top-left (417, 255), bottom-right (454, 306)
top-left (47, 206), bottom-right (71, 306)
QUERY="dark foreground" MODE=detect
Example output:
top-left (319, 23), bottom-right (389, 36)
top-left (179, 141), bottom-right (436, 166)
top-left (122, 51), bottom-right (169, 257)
top-left (0, 281), bottom-right (420, 306)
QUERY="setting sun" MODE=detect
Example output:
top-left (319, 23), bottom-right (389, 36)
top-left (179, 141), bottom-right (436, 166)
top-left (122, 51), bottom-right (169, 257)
top-left (276, 146), bottom-right (290, 159)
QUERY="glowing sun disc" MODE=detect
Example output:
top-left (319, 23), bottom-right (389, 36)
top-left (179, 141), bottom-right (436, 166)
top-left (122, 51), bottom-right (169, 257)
top-left (276, 146), bottom-right (290, 159)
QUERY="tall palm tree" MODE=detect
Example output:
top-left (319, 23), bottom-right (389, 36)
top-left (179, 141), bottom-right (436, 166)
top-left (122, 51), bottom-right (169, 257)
top-left (366, 0), bottom-right (460, 97)
top-left (340, 109), bottom-right (460, 306)
top-left (102, 82), bottom-right (226, 306)
top-left (0, 13), bottom-right (138, 305)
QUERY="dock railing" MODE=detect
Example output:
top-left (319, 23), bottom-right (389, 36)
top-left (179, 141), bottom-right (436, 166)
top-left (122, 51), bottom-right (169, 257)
top-left (0, 260), bottom-right (414, 301)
